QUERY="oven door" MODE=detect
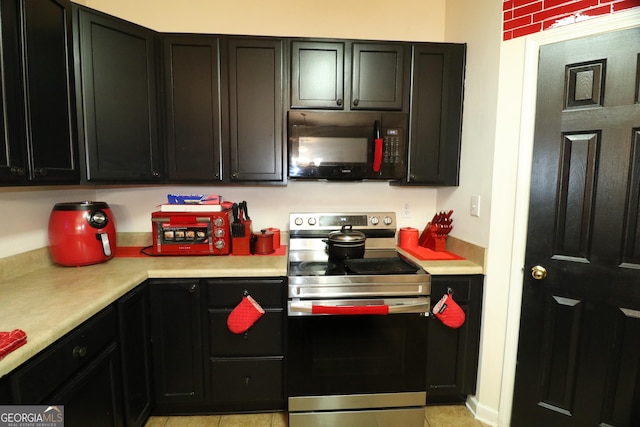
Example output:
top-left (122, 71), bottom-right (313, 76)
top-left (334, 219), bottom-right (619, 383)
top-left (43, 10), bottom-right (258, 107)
top-left (286, 299), bottom-right (428, 397)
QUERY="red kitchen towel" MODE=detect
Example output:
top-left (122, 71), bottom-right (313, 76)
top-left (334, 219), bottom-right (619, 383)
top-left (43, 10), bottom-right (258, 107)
top-left (227, 296), bottom-right (265, 334)
top-left (433, 292), bottom-right (465, 328)
top-left (311, 305), bottom-right (389, 315)
top-left (0, 329), bottom-right (27, 360)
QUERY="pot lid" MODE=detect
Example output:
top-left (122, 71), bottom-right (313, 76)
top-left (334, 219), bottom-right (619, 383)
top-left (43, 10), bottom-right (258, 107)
top-left (327, 225), bottom-right (366, 243)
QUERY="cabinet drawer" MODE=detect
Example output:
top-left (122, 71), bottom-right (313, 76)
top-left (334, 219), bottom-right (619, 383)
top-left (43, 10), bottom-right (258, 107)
top-left (209, 310), bottom-right (283, 356)
top-left (431, 275), bottom-right (481, 303)
top-left (206, 278), bottom-right (285, 308)
top-left (210, 357), bottom-right (283, 405)
top-left (11, 307), bottom-right (117, 404)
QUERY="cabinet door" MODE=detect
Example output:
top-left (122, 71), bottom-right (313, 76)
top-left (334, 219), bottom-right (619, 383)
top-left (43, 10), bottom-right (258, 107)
top-left (209, 358), bottom-right (284, 412)
top-left (0, 0), bottom-right (26, 183)
top-left (149, 280), bottom-right (205, 410)
top-left (226, 37), bottom-right (284, 182)
top-left (118, 284), bottom-right (151, 427)
top-left (49, 343), bottom-right (124, 427)
top-left (404, 43), bottom-right (465, 186)
top-left (76, 7), bottom-right (161, 183)
top-left (351, 42), bottom-right (406, 111)
top-left (290, 41), bottom-right (344, 109)
top-left (426, 275), bottom-right (483, 404)
top-left (21, 0), bottom-right (79, 184)
top-left (164, 35), bottom-right (222, 182)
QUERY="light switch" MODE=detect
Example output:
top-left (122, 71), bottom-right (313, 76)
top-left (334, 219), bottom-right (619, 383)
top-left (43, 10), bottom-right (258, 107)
top-left (470, 195), bottom-right (480, 217)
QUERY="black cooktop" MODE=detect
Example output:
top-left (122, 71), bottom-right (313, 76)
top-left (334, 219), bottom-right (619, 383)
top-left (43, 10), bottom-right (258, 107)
top-left (288, 251), bottom-right (423, 277)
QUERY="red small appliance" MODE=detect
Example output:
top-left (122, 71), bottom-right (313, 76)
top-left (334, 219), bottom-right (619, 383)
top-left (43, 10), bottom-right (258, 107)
top-left (151, 210), bottom-right (232, 255)
top-left (48, 201), bottom-right (117, 267)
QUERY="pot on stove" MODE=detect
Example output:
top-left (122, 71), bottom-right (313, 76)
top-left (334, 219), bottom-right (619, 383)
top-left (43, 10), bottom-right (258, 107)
top-left (324, 225), bottom-right (366, 260)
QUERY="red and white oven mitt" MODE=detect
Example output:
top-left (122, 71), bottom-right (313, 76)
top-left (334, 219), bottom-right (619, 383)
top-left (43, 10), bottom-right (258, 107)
top-left (432, 289), bottom-right (465, 328)
top-left (0, 329), bottom-right (27, 360)
top-left (227, 295), bottom-right (265, 334)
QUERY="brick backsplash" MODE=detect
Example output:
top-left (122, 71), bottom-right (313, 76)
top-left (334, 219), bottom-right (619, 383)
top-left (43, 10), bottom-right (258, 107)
top-left (503, 0), bottom-right (640, 40)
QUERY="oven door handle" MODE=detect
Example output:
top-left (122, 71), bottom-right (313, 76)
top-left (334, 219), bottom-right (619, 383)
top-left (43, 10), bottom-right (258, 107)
top-left (288, 298), bottom-right (430, 316)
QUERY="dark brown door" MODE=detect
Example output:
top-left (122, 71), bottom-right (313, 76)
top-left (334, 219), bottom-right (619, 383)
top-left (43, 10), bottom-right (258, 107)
top-left (512, 28), bottom-right (640, 426)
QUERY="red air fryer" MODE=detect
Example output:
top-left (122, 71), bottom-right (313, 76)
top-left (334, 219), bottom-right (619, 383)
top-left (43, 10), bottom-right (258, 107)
top-left (48, 201), bottom-right (117, 267)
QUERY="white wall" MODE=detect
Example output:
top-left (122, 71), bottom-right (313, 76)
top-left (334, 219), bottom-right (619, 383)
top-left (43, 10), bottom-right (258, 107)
top-left (75, 0), bottom-right (446, 41)
top-left (0, 187), bottom-right (97, 258)
top-left (96, 183), bottom-right (438, 236)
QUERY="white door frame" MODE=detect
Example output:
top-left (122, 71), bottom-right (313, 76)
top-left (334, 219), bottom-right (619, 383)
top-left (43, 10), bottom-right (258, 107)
top-left (498, 8), bottom-right (640, 427)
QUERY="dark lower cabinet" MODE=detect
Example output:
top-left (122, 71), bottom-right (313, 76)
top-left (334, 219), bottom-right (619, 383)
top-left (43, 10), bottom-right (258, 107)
top-left (397, 43), bottom-right (466, 186)
top-left (149, 280), bottom-right (205, 413)
top-left (224, 38), bottom-right (285, 183)
top-left (9, 307), bottom-right (123, 426)
top-left (427, 275), bottom-right (483, 404)
top-left (209, 358), bottom-right (284, 411)
top-left (118, 283), bottom-right (152, 427)
top-left (49, 342), bottom-right (124, 427)
top-left (148, 277), bottom-right (286, 414)
top-left (74, 6), bottom-right (162, 183)
top-left (206, 277), bottom-right (286, 412)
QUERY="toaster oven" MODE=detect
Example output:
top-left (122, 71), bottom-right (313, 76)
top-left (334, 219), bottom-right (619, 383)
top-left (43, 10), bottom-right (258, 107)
top-left (151, 210), bottom-right (232, 255)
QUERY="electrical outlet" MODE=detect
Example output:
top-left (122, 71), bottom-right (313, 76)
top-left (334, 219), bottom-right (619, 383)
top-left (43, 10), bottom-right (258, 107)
top-left (402, 202), bottom-right (411, 217)
top-left (470, 195), bottom-right (481, 217)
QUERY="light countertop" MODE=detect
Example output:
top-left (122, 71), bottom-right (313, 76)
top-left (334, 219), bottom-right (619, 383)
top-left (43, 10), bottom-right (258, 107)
top-left (0, 244), bottom-right (482, 378)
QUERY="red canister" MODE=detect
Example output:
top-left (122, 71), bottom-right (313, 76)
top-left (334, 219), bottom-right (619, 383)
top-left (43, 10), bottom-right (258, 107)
top-left (252, 229), bottom-right (274, 255)
top-left (48, 201), bottom-right (117, 266)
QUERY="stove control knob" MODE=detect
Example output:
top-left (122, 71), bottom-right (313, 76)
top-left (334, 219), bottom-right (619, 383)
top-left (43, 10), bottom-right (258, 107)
top-left (370, 216), bottom-right (379, 225)
top-left (294, 217), bottom-right (303, 226)
top-left (308, 217), bottom-right (317, 226)
top-left (383, 216), bottom-right (393, 225)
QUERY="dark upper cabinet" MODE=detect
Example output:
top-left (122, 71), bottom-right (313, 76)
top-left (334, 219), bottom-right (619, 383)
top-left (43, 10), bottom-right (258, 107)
top-left (290, 41), bottom-right (343, 110)
top-left (427, 275), bottom-right (483, 404)
top-left (400, 43), bottom-right (466, 186)
top-left (0, 0), bottom-right (24, 184)
top-left (0, 0), bottom-right (79, 185)
top-left (223, 37), bottom-right (285, 183)
top-left (163, 35), bottom-right (222, 182)
top-left (290, 40), bottom-right (408, 111)
top-left (75, 6), bottom-right (162, 183)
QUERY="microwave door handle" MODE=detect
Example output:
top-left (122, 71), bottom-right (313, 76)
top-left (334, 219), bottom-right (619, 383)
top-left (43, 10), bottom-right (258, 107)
top-left (373, 120), bottom-right (383, 173)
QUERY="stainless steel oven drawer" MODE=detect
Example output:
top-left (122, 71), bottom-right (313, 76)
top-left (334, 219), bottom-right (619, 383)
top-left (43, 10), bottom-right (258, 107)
top-left (289, 405), bottom-right (425, 427)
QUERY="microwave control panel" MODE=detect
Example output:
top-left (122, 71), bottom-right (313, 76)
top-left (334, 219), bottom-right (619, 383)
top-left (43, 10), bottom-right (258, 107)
top-left (383, 128), bottom-right (403, 165)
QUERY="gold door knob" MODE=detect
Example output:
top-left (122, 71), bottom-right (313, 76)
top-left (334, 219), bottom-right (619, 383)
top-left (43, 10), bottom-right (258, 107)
top-left (531, 265), bottom-right (547, 280)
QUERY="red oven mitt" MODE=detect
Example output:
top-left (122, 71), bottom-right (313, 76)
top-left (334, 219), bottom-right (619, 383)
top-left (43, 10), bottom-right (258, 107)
top-left (0, 329), bottom-right (27, 360)
top-left (432, 290), bottom-right (465, 328)
top-left (227, 295), bottom-right (265, 334)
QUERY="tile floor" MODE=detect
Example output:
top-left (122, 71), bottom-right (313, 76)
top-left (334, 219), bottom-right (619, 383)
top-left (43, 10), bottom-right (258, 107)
top-left (144, 405), bottom-right (491, 427)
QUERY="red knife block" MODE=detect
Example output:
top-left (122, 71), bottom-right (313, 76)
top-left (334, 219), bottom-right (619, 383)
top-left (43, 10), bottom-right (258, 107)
top-left (418, 223), bottom-right (447, 252)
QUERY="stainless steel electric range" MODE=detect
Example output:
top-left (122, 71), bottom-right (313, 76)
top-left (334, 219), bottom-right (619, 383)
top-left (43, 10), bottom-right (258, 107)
top-left (286, 212), bottom-right (431, 427)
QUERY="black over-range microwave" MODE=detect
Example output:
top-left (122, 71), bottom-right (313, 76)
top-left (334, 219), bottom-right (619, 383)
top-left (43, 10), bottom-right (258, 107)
top-left (288, 111), bottom-right (408, 180)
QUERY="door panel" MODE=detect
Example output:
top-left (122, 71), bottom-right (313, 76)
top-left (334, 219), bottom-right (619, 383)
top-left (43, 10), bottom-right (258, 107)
top-left (512, 27), bottom-right (640, 427)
